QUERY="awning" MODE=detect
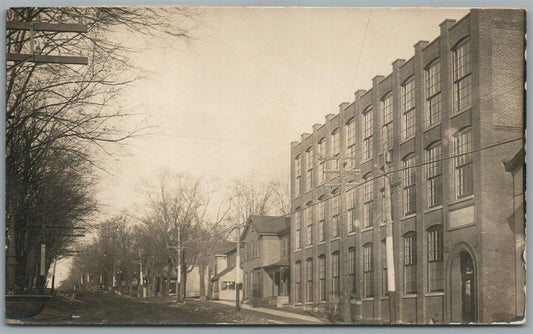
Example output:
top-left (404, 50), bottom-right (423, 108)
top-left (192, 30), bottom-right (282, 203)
top-left (262, 259), bottom-right (289, 272)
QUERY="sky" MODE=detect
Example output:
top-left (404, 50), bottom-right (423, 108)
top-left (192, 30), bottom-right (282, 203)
top-left (38, 7), bottom-right (471, 285)
top-left (93, 7), bottom-right (470, 217)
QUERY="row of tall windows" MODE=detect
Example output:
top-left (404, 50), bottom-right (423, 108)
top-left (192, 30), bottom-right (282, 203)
top-left (296, 128), bottom-right (471, 241)
top-left (294, 226), bottom-right (443, 302)
top-left (295, 252), bottom-right (340, 304)
top-left (360, 38), bottom-right (471, 159)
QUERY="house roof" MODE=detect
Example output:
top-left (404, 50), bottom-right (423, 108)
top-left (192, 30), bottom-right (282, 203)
top-left (211, 265), bottom-right (235, 281)
top-left (241, 215), bottom-right (290, 240)
top-left (214, 241), bottom-right (236, 255)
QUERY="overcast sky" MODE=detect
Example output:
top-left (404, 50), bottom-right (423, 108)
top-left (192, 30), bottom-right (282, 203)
top-left (92, 7), bottom-right (470, 217)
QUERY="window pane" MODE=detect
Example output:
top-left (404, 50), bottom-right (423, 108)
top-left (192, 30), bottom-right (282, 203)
top-left (404, 234), bottom-right (417, 294)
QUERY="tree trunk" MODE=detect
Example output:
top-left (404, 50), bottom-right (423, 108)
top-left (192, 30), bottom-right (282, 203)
top-left (207, 266), bottom-right (213, 300)
top-left (199, 262), bottom-right (206, 301)
top-left (180, 263), bottom-right (187, 300)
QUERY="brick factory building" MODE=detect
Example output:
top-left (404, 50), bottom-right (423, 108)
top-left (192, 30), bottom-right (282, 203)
top-left (289, 9), bottom-right (525, 324)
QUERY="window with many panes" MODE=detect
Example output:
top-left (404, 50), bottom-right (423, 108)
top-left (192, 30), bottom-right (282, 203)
top-left (453, 39), bottom-right (472, 112)
top-left (363, 243), bottom-right (374, 298)
top-left (295, 155), bottom-right (302, 195)
top-left (426, 142), bottom-right (442, 208)
top-left (330, 195), bottom-right (340, 238)
top-left (332, 251), bottom-right (340, 296)
top-left (349, 247), bottom-right (356, 295)
top-left (381, 93), bottom-right (394, 152)
top-left (306, 258), bottom-right (313, 302)
top-left (402, 78), bottom-right (416, 140)
top-left (305, 207), bottom-right (313, 246)
top-left (381, 239), bottom-right (388, 296)
top-left (403, 154), bottom-right (416, 215)
top-left (328, 129), bottom-right (340, 180)
top-left (295, 261), bottom-right (302, 303)
top-left (317, 138), bottom-right (326, 184)
top-left (317, 200), bottom-right (325, 242)
top-left (454, 128), bottom-right (473, 198)
top-left (346, 187), bottom-right (357, 233)
top-left (425, 59), bottom-right (441, 127)
top-left (281, 237), bottom-right (288, 258)
top-left (305, 147), bottom-right (313, 191)
top-left (346, 118), bottom-right (356, 168)
top-left (363, 108), bottom-right (374, 160)
top-left (319, 255), bottom-right (326, 301)
top-left (404, 233), bottom-right (417, 294)
top-left (363, 173), bottom-right (373, 228)
top-left (295, 210), bottom-right (302, 249)
top-left (428, 226), bottom-right (444, 292)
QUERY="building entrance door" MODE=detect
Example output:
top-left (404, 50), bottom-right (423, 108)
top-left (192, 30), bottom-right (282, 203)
top-left (460, 251), bottom-right (475, 322)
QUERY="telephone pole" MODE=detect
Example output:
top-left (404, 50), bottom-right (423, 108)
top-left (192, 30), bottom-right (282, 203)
top-left (382, 146), bottom-right (397, 324)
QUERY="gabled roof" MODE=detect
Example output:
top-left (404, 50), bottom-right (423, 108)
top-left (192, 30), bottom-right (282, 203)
top-left (214, 241), bottom-right (236, 255)
top-left (241, 215), bottom-right (290, 240)
top-left (211, 265), bottom-right (235, 281)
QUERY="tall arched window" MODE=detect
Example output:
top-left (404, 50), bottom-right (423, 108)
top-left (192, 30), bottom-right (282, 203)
top-left (306, 258), bottom-right (313, 302)
top-left (346, 118), bottom-right (356, 168)
top-left (318, 255), bottom-right (326, 301)
top-left (331, 251), bottom-right (340, 296)
top-left (454, 127), bottom-right (473, 198)
top-left (316, 195), bottom-right (326, 242)
top-left (403, 232), bottom-right (417, 294)
top-left (349, 247), bottom-right (356, 295)
top-left (295, 261), bottom-right (302, 303)
top-left (426, 141), bottom-right (442, 208)
top-left (363, 243), bottom-right (374, 298)
top-left (305, 147), bottom-right (313, 191)
top-left (381, 93), bottom-right (394, 153)
top-left (427, 225), bottom-right (444, 292)
top-left (317, 138), bottom-right (326, 184)
top-left (425, 59), bottom-right (441, 127)
top-left (402, 154), bottom-right (416, 215)
top-left (305, 203), bottom-right (313, 246)
top-left (330, 191), bottom-right (340, 238)
top-left (329, 128), bottom-right (340, 177)
top-left (294, 208), bottom-right (302, 250)
top-left (362, 107), bottom-right (373, 160)
top-left (294, 154), bottom-right (302, 195)
top-left (363, 173), bottom-right (374, 228)
top-left (401, 77), bottom-right (416, 140)
top-left (453, 38), bottom-right (472, 112)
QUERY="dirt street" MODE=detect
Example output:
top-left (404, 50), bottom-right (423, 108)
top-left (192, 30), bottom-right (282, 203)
top-left (12, 291), bottom-right (278, 325)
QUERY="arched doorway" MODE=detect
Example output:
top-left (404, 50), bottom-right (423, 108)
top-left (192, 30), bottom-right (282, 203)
top-left (449, 250), bottom-right (476, 322)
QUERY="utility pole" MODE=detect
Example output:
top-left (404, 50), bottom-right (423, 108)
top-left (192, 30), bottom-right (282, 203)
top-left (177, 224), bottom-right (182, 303)
top-left (382, 146), bottom-right (397, 324)
top-left (235, 225), bottom-right (241, 311)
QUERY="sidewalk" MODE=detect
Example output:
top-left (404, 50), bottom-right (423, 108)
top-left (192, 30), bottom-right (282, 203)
top-left (211, 300), bottom-right (329, 324)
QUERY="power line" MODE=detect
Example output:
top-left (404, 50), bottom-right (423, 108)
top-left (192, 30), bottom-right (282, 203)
top-left (235, 136), bottom-right (523, 225)
top-left (351, 9), bottom-right (372, 91)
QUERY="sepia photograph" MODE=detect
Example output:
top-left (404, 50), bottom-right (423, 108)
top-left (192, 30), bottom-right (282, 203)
top-left (4, 4), bottom-right (527, 326)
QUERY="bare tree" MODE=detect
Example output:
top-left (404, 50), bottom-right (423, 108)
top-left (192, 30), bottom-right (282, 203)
top-left (5, 7), bottom-right (197, 294)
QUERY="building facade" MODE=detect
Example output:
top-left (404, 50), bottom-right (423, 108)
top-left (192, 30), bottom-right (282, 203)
top-left (211, 241), bottom-right (243, 301)
top-left (241, 215), bottom-right (290, 307)
top-left (289, 9), bottom-right (524, 324)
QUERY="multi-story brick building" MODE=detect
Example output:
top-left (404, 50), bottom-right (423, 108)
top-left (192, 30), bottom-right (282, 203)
top-left (289, 9), bottom-right (525, 324)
